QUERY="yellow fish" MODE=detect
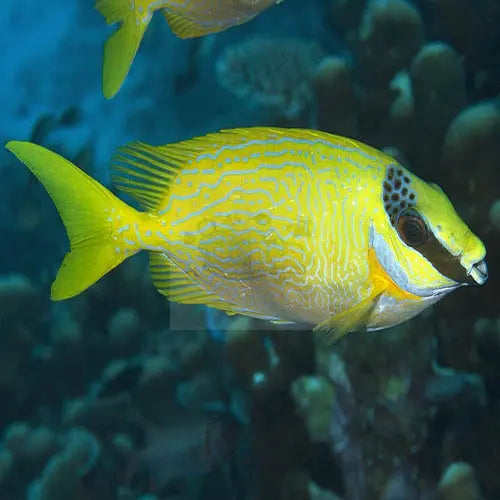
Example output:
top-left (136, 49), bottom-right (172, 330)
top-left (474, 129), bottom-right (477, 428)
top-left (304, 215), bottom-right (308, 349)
top-left (96, 0), bottom-right (283, 99)
top-left (6, 128), bottom-right (488, 341)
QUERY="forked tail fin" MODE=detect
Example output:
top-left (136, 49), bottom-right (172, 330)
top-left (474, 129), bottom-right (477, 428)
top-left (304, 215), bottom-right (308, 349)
top-left (95, 0), bottom-right (150, 99)
top-left (5, 141), bottom-right (139, 300)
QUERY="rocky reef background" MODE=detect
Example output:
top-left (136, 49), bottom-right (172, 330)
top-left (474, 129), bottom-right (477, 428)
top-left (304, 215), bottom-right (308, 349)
top-left (0, 0), bottom-right (499, 499)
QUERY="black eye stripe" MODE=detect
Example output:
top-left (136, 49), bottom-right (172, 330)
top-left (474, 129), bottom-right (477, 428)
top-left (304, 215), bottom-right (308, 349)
top-left (413, 231), bottom-right (474, 284)
top-left (397, 211), bottom-right (473, 284)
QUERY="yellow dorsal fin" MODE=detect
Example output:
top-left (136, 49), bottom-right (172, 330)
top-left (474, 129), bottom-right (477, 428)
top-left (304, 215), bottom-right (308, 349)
top-left (110, 127), bottom-right (347, 212)
top-left (110, 129), bottom-right (284, 212)
top-left (110, 141), bottom-right (192, 211)
top-left (162, 10), bottom-right (232, 39)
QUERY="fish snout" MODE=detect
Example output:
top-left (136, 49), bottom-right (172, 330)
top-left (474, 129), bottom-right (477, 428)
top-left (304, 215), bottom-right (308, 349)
top-left (469, 259), bottom-right (488, 285)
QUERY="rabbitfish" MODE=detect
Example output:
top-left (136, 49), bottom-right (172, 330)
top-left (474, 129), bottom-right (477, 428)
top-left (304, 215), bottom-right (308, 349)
top-left (96, 0), bottom-right (283, 98)
top-left (6, 128), bottom-right (488, 341)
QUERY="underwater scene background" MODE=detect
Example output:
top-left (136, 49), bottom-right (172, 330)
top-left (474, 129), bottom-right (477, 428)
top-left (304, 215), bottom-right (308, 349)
top-left (1, 0), bottom-right (500, 498)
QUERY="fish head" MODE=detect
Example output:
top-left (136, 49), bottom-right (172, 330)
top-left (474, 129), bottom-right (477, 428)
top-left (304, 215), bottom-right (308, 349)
top-left (371, 164), bottom-right (487, 299)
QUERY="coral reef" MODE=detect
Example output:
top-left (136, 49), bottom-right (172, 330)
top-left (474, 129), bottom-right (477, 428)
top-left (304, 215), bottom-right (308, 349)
top-left (312, 56), bottom-right (356, 136)
top-left (357, 0), bottom-right (424, 86)
top-left (410, 42), bottom-right (466, 172)
top-left (216, 36), bottom-right (324, 121)
top-left (290, 375), bottom-right (335, 443)
top-left (437, 462), bottom-right (482, 500)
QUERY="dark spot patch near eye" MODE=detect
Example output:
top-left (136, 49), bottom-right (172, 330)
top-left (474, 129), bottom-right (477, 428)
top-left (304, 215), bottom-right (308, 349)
top-left (383, 164), bottom-right (417, 228)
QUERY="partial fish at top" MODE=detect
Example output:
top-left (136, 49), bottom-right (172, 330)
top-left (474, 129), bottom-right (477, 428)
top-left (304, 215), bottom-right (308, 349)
top-left (5, 128), bottom-right (488, 342)
top-left (95, 0), bottom-right (284, 99)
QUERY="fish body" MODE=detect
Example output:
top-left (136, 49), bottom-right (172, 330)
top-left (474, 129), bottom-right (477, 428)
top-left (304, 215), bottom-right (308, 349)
top-left (163, 0), bottom-right (281, 32)
top-left (95, 0), bottom-right (282, 98)
top-left (6, 128), bottom-right (487, 341)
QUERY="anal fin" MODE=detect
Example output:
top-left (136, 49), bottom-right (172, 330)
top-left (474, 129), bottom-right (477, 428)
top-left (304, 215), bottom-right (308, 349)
top-left (150, 251), bottom-right (224, 305)
top-left (149, 252), bottom-right (268, 320)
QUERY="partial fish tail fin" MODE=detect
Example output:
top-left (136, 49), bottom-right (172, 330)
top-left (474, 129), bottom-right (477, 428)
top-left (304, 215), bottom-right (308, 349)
top-left (95, 0), bottom-right (150, 99)
top-left (5, 141), bottom-right (140, 300)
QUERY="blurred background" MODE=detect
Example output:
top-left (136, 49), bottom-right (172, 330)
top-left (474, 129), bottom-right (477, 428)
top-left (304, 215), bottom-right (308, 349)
top-left (0, 0), bottom-right (499, 498)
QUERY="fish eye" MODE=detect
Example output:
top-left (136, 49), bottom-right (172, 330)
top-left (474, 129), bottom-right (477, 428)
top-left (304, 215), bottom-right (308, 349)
top-left (396, 210), bottom-right (430, 248)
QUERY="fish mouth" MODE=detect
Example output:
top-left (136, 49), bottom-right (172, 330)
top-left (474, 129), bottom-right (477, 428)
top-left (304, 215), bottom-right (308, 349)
top-left (468, 259), bottom-right (488, 285)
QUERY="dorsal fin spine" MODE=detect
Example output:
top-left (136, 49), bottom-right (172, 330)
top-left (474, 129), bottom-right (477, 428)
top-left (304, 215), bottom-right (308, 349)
top-left (110, 141), bottom-right (188, 211)
top-left (112, 159), bottom-right (174, 184)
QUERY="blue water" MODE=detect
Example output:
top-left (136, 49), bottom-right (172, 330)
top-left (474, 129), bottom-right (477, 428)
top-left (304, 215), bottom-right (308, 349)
top-left (1, 0), bottom-right (499, 499)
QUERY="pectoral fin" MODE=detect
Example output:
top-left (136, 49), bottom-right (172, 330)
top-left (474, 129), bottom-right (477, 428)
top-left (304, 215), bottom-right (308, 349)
top-left (313, 290), bottom-right (383, 344)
